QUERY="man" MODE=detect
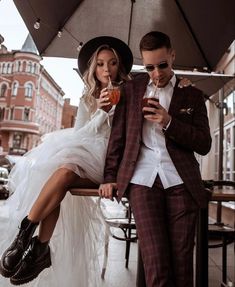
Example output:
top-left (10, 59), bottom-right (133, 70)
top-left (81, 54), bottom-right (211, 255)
top-left (99, 31), bottom-right (211, 287)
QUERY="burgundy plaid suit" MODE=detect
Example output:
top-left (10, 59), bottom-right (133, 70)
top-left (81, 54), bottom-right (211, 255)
top-left (103, 73), bottom-right (211, 287)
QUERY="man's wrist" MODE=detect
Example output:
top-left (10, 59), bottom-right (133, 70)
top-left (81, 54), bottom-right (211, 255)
top-left (163, 116), bottom-right (172, 131)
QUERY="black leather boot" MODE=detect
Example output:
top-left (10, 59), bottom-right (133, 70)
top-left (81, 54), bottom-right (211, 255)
top-left (0, 216), bottom-right (38, 278)
top-left (10, 236), bottom-right (51, 285)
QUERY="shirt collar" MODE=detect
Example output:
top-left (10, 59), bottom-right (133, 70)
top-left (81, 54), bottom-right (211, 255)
top-left (148, 73), bottom-right (176, 88)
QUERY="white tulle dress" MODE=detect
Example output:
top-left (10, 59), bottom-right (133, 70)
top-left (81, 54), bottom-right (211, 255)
top-left (0, 96), bottom-right (116, 287)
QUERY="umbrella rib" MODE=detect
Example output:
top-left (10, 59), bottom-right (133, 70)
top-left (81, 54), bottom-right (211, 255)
top-left (174, 0), bottom-right (212, 71)
top-left (127, 0), bottom-right (136, 46)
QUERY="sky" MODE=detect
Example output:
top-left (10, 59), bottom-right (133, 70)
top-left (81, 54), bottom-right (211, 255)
top-left (0, 0), bottom-right (84, 106)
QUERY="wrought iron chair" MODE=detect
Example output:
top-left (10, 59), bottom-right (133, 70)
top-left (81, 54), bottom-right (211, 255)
top-left (204, 180), bottom-right (235, 286)
top-left (98, 197), bottom-right (137, 279)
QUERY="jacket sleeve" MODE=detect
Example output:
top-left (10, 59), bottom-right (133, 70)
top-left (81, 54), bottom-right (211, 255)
top-left (164, 91), bottom-right (211, 155)
top-left (103, 87), bottom-right (127, 183)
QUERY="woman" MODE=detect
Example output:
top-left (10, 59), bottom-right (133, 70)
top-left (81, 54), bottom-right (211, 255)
top-left (0, 36), bottom-right (133, 287)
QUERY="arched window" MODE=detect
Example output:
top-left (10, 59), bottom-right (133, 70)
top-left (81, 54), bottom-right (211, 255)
top-left (0, 84), bottom-right (7, 97)
top-left (12, 82), bottom-right (18, 96)
top-left (24, 83), bottom-right (33, 98)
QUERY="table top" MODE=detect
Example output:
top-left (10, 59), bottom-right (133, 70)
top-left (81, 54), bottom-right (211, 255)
top-left (211, 187), bottom-right (235, 202)
top-left (70, 187), bottom-right (235, 202)
top-left (70, 188), bottom-right (99, 197)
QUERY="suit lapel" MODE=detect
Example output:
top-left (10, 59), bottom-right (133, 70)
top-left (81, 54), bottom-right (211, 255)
top-left (132, 73), bottom-right (150, 131)
top-left (168, 78), bottom-right (184, 116)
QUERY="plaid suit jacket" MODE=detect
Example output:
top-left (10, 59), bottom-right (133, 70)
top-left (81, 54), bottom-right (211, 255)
top-left (103, 73), bottom-right (212, 208)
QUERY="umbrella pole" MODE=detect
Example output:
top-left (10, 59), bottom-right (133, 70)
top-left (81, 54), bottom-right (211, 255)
top-left (217, 88), bottom-right (224, 224)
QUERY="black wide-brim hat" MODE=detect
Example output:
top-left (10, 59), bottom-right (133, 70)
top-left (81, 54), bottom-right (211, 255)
top-left (78, 36), bottom-right (133, 76)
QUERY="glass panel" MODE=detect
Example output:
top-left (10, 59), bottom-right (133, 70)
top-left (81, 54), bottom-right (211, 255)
top-left (214, 154), bottom-right (218, 174)
top-left (225, 151), bottom-right (230, 172)
top-left (215, 134), bottom-right (218, 153)
top-left (225, 129), bottom-right (231, 149)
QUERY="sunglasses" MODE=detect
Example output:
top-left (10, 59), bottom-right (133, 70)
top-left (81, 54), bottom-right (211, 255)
top-left (144, 61), bottom-right (169, 72)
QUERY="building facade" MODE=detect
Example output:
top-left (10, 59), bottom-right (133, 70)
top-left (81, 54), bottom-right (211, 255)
top-left (201, 41), bottom-right (235, 182)
top-left (61, 98), bottom-right (78, 129)
top-left (0, 34), bottom-right (64, 155)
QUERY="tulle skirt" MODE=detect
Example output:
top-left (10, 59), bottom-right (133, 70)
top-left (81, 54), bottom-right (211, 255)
top-left (0, 126), bottom-right (110, 287)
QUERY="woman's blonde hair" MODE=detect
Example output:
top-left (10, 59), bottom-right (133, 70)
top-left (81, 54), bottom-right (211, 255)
top-left (82, 45), bottom-right (131, 114)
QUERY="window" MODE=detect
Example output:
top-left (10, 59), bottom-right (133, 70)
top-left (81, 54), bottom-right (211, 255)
top-left (25, 83), bottom-right (33, 98)
top-left (12, 82), bottom-right (18, 96)
top-left (24, 107), bottom-right (30, 121)
top-left (27, 62), bottom-right (32, 73)
top-left (10, 107), bottom-right (14, 120)
top-left (0, 108), bottom-right (5, 121)
top-left (0, 84), bottom-right (7, 97)
top-left (31, 63), bottom-right (36, 74)
top-left (12, 133), bottom-right (22, 149)
top-left (15, 61), bottom-right (21, 72)
top-left (2, 63), bottom-right (7, 74)
top-left (7, 63), bottom-right (12, 74)
top-left (224, 91), bottom-right (235, 116)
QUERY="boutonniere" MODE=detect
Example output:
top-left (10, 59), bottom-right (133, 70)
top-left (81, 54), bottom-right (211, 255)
top-left (179, 108), bottom-right (194, 114)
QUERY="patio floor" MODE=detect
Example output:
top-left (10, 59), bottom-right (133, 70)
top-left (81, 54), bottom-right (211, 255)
top-left (101, 232), bottom-right (234, 287)
top-left (0, 200), bottom-right (234, 286)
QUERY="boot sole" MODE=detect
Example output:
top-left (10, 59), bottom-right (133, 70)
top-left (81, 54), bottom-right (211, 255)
top-left (0, 260), bottom-right (21, 278)
top-left (10, 257), bottom-right (51, 285)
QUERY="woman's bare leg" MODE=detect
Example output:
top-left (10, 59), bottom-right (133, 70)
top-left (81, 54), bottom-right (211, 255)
top-left (27, 167), bottom-right (98, 242)
top-left (38, 206), bottom-right (60, 242)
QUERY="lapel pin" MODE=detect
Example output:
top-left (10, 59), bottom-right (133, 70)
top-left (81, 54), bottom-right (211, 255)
top-left (179, 108), bottom-right (194, 114)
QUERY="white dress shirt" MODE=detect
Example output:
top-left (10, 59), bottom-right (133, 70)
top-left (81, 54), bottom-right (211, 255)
top-left (130, 74), bottom-right (183, 189)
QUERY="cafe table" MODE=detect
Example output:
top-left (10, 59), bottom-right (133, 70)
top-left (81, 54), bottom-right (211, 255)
top-left (70, 187), bottom-right (235, 287)
top-left (195, 186), bottom-right (235, 287)
top-left (136, 186), bottom-right (235, 287)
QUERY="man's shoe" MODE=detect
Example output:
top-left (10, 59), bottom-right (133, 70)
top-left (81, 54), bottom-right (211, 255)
top-left (10, 236), bottom-right (51, 285)
top-left (0, 216), bottom-right (38, 278)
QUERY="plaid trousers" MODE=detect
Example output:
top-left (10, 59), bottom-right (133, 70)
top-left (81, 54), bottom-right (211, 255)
top-left (128, 176), bottom-right (199, 287)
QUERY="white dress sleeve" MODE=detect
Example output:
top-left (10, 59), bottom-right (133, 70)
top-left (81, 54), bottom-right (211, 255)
top-left (74, 97), bottom-right (91, 131)
top-left (74, 100), bottom-right (115, 136)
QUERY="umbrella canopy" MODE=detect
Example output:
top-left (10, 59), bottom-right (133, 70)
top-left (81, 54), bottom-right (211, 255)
top-left (131, 68), bottom-right (234, 97)
top-left (13, 0), bottom-right (235, 71)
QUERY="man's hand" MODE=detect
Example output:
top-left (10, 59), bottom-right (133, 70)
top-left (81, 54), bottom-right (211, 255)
top-left (98, 183), bottom-right (117, 201)
top-left (143, 99), bottom-right (171, 128)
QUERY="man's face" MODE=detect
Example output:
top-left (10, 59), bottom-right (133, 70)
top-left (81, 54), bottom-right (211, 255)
top-left (142, 47), bottom-right (175, 87)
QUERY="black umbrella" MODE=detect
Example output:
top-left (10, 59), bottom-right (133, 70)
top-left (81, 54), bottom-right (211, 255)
top-left (13, 0), bottom-right (235, 71)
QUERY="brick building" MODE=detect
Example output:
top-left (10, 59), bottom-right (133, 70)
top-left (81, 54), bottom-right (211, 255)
top-left (61, 98), bottom-right (78, 129)
top-left (0, 34), bottom-right (64, 155)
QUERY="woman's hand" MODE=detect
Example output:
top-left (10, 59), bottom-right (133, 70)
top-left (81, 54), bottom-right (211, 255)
top-left (97, 88), bottom-right (112, 113)
top-left (178, 77), bottom-right (194, 88)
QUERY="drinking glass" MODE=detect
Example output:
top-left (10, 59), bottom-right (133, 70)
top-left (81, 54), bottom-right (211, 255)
top-left (107, 82), bottom-right (121, 105)
top-left (142, 98), bottom-right (159, 115)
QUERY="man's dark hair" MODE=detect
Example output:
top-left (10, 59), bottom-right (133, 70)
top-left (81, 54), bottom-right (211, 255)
top-left (139, 31), bottom-right (172, 52)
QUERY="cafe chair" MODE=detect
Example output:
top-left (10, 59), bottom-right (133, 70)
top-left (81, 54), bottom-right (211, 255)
top-left (204, 180), bottom-right (235, 286)
top-left (98, 197), bottom-right (137, 279)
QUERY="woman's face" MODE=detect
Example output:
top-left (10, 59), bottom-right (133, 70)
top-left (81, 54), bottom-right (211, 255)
top-left (95, 49), bottom-right (119, 88)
